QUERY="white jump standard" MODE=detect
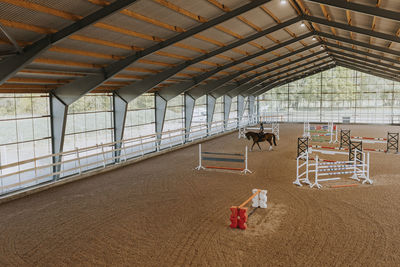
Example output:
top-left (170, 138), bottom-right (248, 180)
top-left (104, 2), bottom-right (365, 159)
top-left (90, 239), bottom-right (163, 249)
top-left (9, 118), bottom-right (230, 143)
top-left (195, 144), bottom-right (252, 174)
top-left (303, 121), bottom-right (338, 143)
top-left (294, 149), bottom-right (372, 189)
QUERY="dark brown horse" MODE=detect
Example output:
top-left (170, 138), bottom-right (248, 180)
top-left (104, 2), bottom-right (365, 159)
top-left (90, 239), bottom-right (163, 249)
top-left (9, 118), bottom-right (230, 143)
top-left (245, 132), bottom-right (277, 151)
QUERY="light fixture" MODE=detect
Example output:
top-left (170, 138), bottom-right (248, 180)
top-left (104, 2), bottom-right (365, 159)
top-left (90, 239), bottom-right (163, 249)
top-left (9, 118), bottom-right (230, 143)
top-left (301, 21), bottom-right (305, 27)
top-left (280, 0), bottom-right (287, 4)
top-left (312, 36), bottom-right (316, 41)
top-left (320, 45), bottom-right (324, 49)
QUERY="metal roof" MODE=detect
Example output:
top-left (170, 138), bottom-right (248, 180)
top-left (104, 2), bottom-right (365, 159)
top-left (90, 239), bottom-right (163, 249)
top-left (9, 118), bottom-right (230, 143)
top-left (0, 0), bottom-right (399, 97)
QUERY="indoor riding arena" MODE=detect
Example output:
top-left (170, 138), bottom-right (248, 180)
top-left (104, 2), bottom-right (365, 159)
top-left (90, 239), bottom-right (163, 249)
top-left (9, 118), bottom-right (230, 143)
top-left (1, 0), bottom-right (400, 266)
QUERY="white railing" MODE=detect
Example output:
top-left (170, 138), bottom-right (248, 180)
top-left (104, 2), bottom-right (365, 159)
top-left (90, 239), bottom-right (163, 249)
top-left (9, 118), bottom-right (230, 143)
top-left (0, 118), bottom-right (255, 196)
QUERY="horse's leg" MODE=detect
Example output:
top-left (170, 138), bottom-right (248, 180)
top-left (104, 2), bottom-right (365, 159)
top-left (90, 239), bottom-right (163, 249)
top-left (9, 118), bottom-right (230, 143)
top-left (257, 141), bottom-right (262, 151)
top-left (268, 138), bottom-right (273, 151)
top-left (251, 141), bottom-right (256, 151)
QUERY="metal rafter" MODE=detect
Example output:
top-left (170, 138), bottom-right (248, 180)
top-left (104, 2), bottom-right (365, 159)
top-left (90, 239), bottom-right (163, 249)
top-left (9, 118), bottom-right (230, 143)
top-left (336, 62), bottom-right (400, 83)
top-left (0, 0), bottom-right (140, 85)
top-left (179, 35), bottom-right (317, 100)
top-left (215, 48), bottom-right (328, 99)
top-left (305, 0), bottom-right (400, 22)
top-left (0, 22), bottom-right (22, 53)
top-left (323, 41), bottom-right (400, 67)
top-left (327, 49), bottom-right (400, 73)
top-left (245, 56), bottom-right (332, 95)
top-left (304, 15), bottom-right (400, 44)
top-left (116, 16), bottom-right (302, 103)
top-left (334, 58), bottom-right (400, 81)
top-left (253, 62), bottom-right (336, 96)
top-left (317, 32), bottom-right (400, 57)
top-left (211, 51), bottom-right (327, 98)
top-left (51, 0), bottom-right (276, 105)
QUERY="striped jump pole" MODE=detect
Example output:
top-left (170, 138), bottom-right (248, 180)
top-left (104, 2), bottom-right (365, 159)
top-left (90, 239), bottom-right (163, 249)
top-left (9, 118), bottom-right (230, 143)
top-left (294, 149), bottom-right (372, 189)
top-left (230, 189), bottom-right (267, 230)
top-left (195, 144), bottom-right (252, 174)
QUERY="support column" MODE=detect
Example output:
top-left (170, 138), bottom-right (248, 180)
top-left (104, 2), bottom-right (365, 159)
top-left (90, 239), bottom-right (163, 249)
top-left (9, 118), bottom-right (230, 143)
top-left (184, 94), bottom-right (195, 142)
top-left (207, 95), bottom-right (216, 135)
top-left (155, 94), bottom-right (167, 149)
top-left (113, 93), bottom-right (128, 162)
top-left (249, 95), bottom-right (255, 123)
top-left (256, 96), bottom-right (260, 123)
top-left (223, 95), bottom-right (232, 129)
top-left (50, 94), bottom-right (68, 180)
top-left (237, 95), bottom-right (244, 126)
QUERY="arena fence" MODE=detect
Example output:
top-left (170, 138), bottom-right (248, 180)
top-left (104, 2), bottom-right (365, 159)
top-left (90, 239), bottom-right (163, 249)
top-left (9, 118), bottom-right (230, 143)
top-left (0, 118), bottom-right (255, 197)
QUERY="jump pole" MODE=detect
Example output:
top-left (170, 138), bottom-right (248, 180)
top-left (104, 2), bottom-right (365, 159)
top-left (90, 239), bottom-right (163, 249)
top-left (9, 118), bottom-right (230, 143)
top-left (195, 144), bottom-right (205, 170)
top-left (196, 144), bottom-right (252, 174)
top-left (230, 189), bottom-right (267, 230)
top-left (330, 184), bottom-right (359, 188)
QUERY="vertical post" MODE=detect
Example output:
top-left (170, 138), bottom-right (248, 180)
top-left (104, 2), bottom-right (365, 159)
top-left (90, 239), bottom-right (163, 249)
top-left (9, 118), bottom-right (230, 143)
top-left (237, 95), bottom-right (244, 127)
top-left (249, 96), bottom-right (255, 124)
top-left (75, 147), bottom-right (82, 175)
top-left (207, 95), bottom-right (216, 136)
top-left (168, 132), bottom-right (172, 148)
top-left (314, 155), bottom-right (319, 188)
top-left (113, 93), bottom-right (128, 163)
top-left (155, 94), bottom-right (167, 150)
top-left (0, 152), bottom-right (3, 194)
top-left (50, 93), bottom-right (68, 180)
top-left (306, 152), bottom-right (309, 185)
top-left (100, 144), bottom-right (106, 167)
top-left (122, 142), bottom-right (128, 161)
top-left (139, 136), bottom-right (144, 156)
top-left (195, 144), bottom-right (204, 170)
top-left (184, 94), bottom-right (195, 142)
top-left (367, 152), bottom-right (370, 182)
top-left (223, 95), bottom-right (232, 130)
top-left (351, 149), bottom-right (359, 181)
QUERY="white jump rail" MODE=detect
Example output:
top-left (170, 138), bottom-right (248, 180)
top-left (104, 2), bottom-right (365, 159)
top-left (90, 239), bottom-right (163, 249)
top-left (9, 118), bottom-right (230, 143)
top-left (294, 149), bottom-right (372, 189)
top-left (238, 121), bottom-right (279, 140)
top-left (0, 118), bottom-right (249, 196)
top-left (303, 121), bottom-right (338, 143)
top-left (195, 144), bottom-right (251, 174)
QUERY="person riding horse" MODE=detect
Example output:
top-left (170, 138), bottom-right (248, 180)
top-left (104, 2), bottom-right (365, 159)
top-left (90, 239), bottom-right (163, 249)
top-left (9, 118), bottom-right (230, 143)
top-left (259, 122), bottom-right (264, 138)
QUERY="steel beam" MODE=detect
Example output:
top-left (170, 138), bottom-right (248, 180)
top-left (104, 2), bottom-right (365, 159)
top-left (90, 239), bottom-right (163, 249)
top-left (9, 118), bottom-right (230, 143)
top-left (306, 0), bottom-right (400, 22)
top-left (0, 0), bottom-right (140, 85)
top-left (249, 96), bottom-right (256, 121)
top-left (336, 62), bottom-right (400, 82)
top-left (329, 50), bottom-right (400, 74)
top-left (254, 63), bottom-right (336, 96)
top-left (221, 49), bottom-right (327, 98)
top-left (207, 95), bottom-right (216, 135)
top-left (118, 17), bottom-right (303, 103)
top-left (335, 60), bottom-right (400, 82)
top-left (155, 94), bottom-right (167, 148)
top-left (305, 15), bottom-right (400, 44)
top-left (113, 94), bottom-right (128, 161)
top-left (333, 56), bottom-right (400, 78)
top-left (184, 94), bottom-right (195, 141)
top-left (52, 0), bottom-right (274, 105)
top-left (186, 39), bottom-right (318, 100)
top-left (237, 95), bottom-right (245, 124)
top-left (49, 94), bottom-right (68, 179)
top-left (317, 32), bottom-right (400, 57)
top-left (324, 41), bottom-right (400, 67)
top-left (245, 55), bottom-right (332, 95)
top-left (0, 22), bottom-right (22, 53)
top-left (223, 95), bottom-right (232, 129)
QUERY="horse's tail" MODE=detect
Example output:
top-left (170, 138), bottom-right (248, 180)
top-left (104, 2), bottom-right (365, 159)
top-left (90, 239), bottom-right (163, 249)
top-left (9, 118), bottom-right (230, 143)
top-left (272, 134), bottom-right (277, 146)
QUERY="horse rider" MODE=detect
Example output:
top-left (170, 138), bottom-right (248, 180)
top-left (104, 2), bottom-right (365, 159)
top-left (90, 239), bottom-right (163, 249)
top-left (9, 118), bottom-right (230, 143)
top-left (258, 122), bottom-right (264, 138)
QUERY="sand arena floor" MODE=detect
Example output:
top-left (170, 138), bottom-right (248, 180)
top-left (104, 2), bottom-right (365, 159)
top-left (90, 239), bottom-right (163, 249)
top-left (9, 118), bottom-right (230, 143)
top-left (0, 123), bottom-right (400, 266)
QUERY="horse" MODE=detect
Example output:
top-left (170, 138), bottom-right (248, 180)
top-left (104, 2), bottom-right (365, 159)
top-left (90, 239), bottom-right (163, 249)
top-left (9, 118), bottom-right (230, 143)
top-left (245, 132), bottom-right (277, 151)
